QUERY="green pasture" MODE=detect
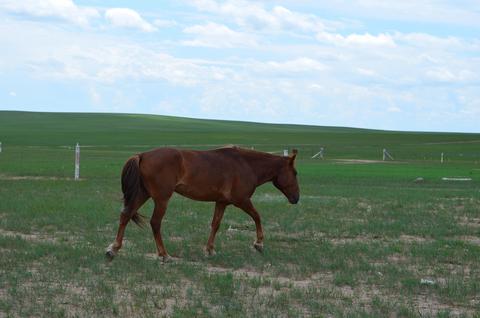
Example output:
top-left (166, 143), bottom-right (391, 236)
top-left (0, 111), bottom-right (479, 317)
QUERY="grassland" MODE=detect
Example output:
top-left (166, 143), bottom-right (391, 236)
top-left (0, 111), bottom-right (479, 317)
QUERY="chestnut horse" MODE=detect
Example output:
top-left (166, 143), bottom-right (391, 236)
top-left (106, 146), bottom-right (300, 261)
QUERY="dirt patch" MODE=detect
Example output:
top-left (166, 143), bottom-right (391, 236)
top-left (422, 140), bottom-right (480, 145)
top-left (330, 235), bottom-right (374, 245)
top-left (457, 236), bottom-right (480, 246)
top-left (159, 256), bottom-right (334, 291)
top-left (357, 201), bottom-right (372, 212)
top-left (0, 174), bottom-right (81, 181)
top-left (333, 159), bottom-right (398, 165)
top-left (398, 235), bottom-right (430, 243)
top-left (207, 265), bottom-right (334, 290)
top-left (337, 282), bottom-right (474, 316)
top-left (444, 264), bottom-right (472, 278)
top-left (457, 216), bottom-right (480, 228)
top-left (157, 298), bottom-right (176, 317)
top-left (0, 228), bottom-right (58, 243)
top-left (254, 193), bottom-right (284, 202)
top-left (340, 283), bottom-right (385, 305)
top-left (415, 293), bottom-right (474, 317)
top-left (387, 253), bottom-right (409, 263)
top-left (65, 284), bottom-right (88, 297)
top-left (329, 235), bottom-right (432, 245)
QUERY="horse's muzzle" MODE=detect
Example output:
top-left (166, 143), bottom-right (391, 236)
top-left (289, 194), bottom-right (300, 204)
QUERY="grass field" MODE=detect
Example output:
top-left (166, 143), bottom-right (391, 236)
top-left (0, 111), bottom-right (479, 317)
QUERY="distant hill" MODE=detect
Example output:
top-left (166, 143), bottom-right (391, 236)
top-left (1, 111), bottom-right (479, 161)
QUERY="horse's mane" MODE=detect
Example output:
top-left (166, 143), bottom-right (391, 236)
top-left (218, 145), bottom-right (282, 159)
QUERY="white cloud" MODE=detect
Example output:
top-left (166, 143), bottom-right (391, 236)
top-left (387, 106), bottom-right (401, 113)
top-left (88, 87), bottom-right (101, 104)
top-left (153, 18), bottom-right (177, 28)
top-left (317, 32), bottom-right (396, 47)
top-left (183, 22), bottom-right (257, 48)
top-left (310, 1), bottom-right (480, 27)
top-left (426, 68), bottom-right (476, 83)
top-left (0, 0), bottom-right (99, 26)
top-left (0, 20), bottom-right (210, 85)
top-left (394, 33), bottom-right (466, 49)
top-left (187, 0), bottom-right (327, 33)
top-left (356, 68), bottom-right (377, 77)
top-left (257, 58), bottom-right (327, 74)
top-left (9, 91), bottom-right (16, 97)
top-left (105, 8), bottom-right (156, 32)
top-left (270, 5), bottom-right (326, 32)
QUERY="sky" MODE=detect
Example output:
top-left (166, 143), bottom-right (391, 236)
top-left (0, 0), bottom-right (479, 132)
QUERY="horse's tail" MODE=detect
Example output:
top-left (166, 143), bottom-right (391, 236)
top-left (121, 155), bottom-right (147, 227)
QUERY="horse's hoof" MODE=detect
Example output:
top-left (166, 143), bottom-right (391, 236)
top-left (161, 254), bottom-right (172, 264)
top-left (204, 247), bottom-right (216, 257)
top-left (105, 249), bottom-right (116, 261)
top-left (253, 241), bottom-right (264, 253)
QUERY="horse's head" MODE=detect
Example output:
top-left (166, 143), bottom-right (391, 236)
top-left (273, 149), bottom-right (300, 204)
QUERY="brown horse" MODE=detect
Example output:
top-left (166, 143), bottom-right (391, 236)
top-left (106, 146), bottom-right (300, 261)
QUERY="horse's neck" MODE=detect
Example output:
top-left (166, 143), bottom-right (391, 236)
top-left (242, 153), bottom-right (283, 186)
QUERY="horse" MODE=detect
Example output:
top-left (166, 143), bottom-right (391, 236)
top-left (106, 146), bottom-right (300, 262)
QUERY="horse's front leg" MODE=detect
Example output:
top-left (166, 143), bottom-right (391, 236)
top-left (151, 199), bottom-right (171, 262)
top-left (235, 199), bottom-right (264, 252)
top-left (205, 202), bottom-right (227, 256)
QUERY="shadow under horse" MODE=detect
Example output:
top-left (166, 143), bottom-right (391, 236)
top-left (106, 146), bottom-right (300, 261)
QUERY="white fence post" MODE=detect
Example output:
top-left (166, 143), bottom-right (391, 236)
top-left (74, 143), bottom-right (80, 180)
top-left (383, 148), bottom-right (394, 161)
top-left (441, 152), bottom-right (444, 163)
top-left (0, 142), bottom-right (2, 153)
top-left (312, 147), bottom-right (324, 159)
top-left (283, 149), bottom-right (288, 157)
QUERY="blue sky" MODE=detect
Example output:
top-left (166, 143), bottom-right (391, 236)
top-left (1, 0), bottom-right (479, 132)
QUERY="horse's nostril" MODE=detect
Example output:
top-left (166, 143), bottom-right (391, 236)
top-left (289, 195), bottom-right (299, 204)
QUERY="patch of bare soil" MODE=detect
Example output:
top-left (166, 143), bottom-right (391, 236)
top-left (456, 216), bottom-right (480, 228)
top-left (457, 236), bottom-right (480, 246)
top-left (415, 293), bottom-right (474, 317)
top-left (0, 174), bottom-right (81, 181)
top-left (333, 159), bottom-right (399, 165)
top-left (254, 193), bottom-right (284, 202)
top-left (398, 235), bottom-right (430, 243)
top-left (444, 264), bottom-right (472, 278)
top-left (387, 253), bottom-right (409, 263)
top-left (0, 228), bottom-right (58, 243)
top-left (329, 235), bottom-right (374, 245)
top-left (208, 265), bottom-right (335, 290)
top-left (357, 201), bottom-right (372, 212)
top-left (422, 140), bottom-right (480, 145)
top-left (225, 227), bottom-right (322, 242)
top-left (136, 279), bottom-right (191, 316)
top-left (65, 284), bottom-right (88, 297)
top-left (329, 234), bottom-right (432, 245)
top-left (338, 282), bottom-right (475, 316)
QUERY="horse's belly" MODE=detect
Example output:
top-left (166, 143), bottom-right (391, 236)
top-left (175, 184), bottom-right (229, 202)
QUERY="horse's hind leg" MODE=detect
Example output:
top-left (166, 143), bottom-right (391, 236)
top-left (106, 193), bottom-right (149, 260)
top-left (205, 202), bottom-right (227, 256)
top-left (150, 198), bottom-right (171, 262)
top-left (235, 199), bottom-right (264, 253)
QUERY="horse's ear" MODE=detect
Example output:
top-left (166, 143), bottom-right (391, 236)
top-left (289, 149), bottom-right (298, 165)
